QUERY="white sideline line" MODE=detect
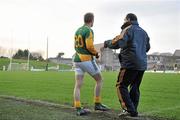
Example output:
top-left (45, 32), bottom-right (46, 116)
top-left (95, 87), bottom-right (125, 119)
top-left (0, 95), bottom-right (74, 109)
top-left (145, 70), bottom-right (180, 74)
top-left (144, 105), bottom-right (180, 115)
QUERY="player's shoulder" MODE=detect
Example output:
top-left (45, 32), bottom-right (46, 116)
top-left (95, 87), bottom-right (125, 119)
top-left (75, 25), bottom-right (93, 37)
top-left (83, 25), bottom-right (92, 32)
top-left (76, 25), bottom-right (90, 32)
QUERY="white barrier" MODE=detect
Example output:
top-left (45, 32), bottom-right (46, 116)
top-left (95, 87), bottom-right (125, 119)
top-left (146, 70), bottom-right (180, 74)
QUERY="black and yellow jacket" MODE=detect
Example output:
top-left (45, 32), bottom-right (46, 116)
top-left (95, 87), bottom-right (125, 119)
top-left (104, 21), bottom-right (150, 70)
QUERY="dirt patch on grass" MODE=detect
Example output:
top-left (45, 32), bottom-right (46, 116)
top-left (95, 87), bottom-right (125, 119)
top-left (0, 95), bottom-right (171, 120)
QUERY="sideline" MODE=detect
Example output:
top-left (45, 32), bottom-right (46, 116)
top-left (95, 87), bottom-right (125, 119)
top-left (0, 95), bottom-right (170, 120)
top-left (0, 95), bottom-right (73, 109)
top-left (144, 105), bottom-right (180, 115)
top-left (145, 70), bottom-right (180, 74)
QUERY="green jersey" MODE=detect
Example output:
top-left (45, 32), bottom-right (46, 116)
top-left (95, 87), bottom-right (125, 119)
top-left (73, 25), bottom-right (98, 62)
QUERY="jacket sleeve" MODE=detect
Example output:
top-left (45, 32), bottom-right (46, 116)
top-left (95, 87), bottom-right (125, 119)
top-left (111, 25), bottom-right (131, 45)
top-left (104, 40), bottom-right (120, 49)
top-left (85, 30), bottom-right (98, 56)
top-left (146, 33), bottom-right (150, 52)
top-left (104, 26), bottom-right (131, 49)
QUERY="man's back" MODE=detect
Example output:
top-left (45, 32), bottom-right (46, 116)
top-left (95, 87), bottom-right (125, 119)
top-left (74, 25), bottom-right (97, 62)
top-left (120, 21), bottom-right (150, 70)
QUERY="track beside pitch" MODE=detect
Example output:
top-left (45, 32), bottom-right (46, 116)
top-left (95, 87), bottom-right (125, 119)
top-left (0, 95), bottom-right (170, 120)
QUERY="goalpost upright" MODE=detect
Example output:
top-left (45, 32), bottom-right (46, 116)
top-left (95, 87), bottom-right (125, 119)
top-left (27, 33), bottom-right (31, 71)
top-left (9, 31), bottom-right (14, 71)
top-left (46, 36), bottom-right (48, 71)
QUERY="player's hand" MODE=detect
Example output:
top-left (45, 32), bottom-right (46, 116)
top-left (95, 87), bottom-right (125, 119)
top-left (95, 53), bottom-right (100, 59)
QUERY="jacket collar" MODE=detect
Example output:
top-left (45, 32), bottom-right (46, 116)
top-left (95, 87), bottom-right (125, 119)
top-left (131, 21), bottom-right (139, 26)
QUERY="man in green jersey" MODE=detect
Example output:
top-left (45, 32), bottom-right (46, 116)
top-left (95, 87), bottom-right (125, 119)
top-left (73, 12), bottom-right (109, 116)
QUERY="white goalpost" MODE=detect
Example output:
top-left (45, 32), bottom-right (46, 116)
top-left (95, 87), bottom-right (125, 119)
top-left (7, 31), bottom-right (30, 71)
top-left (8, 63), bottom-right (29, 71)
top-left (8, 31), bottom-right (13, 71)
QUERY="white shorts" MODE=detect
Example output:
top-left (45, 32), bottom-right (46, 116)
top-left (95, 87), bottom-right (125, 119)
top-left (74, 60), bottom-right (101, 76)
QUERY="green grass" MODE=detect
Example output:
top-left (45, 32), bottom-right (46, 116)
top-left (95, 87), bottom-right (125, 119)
top-left (0, 71), bottom-right (179, 119)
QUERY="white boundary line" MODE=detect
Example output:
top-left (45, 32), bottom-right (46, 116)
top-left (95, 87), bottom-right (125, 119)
top-left (145, 70), bottom-right (180, 74)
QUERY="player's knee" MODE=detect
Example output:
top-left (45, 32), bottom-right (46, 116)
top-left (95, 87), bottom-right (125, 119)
top-left (75, 82), bottom-right (83, 89)
top-left (94, 75), bottom-right (102, 83)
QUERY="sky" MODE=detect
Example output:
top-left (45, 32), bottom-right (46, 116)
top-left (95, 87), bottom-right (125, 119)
top-left (0, 0), bottom-right (179, 58)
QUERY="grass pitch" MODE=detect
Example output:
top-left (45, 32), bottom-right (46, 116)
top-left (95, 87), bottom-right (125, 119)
top-left (0, 71), bottom-right (179, 120)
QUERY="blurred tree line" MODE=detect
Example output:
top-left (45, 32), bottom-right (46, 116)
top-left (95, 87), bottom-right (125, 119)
top-left (13, 49), bottom-right (44, 61)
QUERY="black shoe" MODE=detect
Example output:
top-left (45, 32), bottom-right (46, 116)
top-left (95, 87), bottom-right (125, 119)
top-left (118, 110), bottom-right (138, 117)
top-left (76, 107), bottom-right (90, 116)
top-left (94, 103), bottom-right (110, 111)
top-left (130, 111), bottom-right (138, 117)
top-left (118, 110), bottom-right (130, 117)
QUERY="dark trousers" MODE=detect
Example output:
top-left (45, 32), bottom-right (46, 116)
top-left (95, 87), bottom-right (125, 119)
top-left (116, 68), bottom-right (144, 114)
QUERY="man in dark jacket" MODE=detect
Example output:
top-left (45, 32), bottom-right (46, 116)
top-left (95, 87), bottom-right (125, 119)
top-left (104, 13), bottom-right (150, 117)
